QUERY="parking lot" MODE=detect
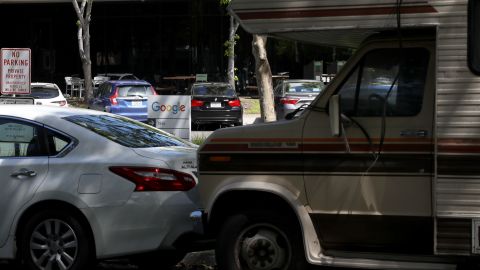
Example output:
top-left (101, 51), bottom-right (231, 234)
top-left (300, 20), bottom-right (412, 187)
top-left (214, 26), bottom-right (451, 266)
top-left (0, 251), bottom-right (216, 270)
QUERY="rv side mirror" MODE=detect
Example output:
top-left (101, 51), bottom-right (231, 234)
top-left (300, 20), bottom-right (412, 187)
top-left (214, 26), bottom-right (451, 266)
top-left (329, 95), bottom-right (341, 137)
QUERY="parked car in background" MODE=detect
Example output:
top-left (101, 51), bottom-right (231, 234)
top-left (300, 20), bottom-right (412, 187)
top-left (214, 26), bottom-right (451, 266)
top-left (274, 79), bottom-right (325, 119)
top-left (28, 82), bottom-right (68, 107)
top-left (190, 82), bottom-right (243, 127)
top-left (89, 80), bottom-right (157, 123)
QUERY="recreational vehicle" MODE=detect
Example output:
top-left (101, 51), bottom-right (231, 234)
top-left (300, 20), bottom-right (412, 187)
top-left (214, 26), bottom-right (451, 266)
top-left (192, 1), bottom-right (480, 269)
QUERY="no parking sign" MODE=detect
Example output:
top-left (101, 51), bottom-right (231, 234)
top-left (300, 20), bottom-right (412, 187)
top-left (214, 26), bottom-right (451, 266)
top-left (1, 48), bottom-right (31, 95)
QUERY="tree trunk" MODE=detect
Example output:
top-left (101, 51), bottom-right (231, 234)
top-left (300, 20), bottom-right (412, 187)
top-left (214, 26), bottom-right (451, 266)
top-left (73, 0), bottom-right (93, 103)
top-left (227, 16), bottom-right (239, 88)
top-left (252, 34), bottom-right (276, 122)
top-left (79, 25), bottom-right (93, 102)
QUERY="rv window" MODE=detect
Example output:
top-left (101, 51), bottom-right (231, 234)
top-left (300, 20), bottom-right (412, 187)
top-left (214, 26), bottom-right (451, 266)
top-left (469, 0), bottom-right (480, 74)
top-left (338, 48), bottom-right (429, 117)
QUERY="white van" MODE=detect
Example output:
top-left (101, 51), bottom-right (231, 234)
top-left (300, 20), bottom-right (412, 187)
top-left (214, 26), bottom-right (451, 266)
top-left (192, 1), bottom-right (480, 269)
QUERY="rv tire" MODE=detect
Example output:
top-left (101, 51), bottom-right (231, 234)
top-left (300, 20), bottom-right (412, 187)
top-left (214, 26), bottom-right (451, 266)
top-left (216, 212), bottom-right (308, 270)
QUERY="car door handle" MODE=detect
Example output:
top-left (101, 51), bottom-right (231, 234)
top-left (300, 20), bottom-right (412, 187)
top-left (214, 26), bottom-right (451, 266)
top-left (11, 168), bottom-right (37, 178)
top-left (400, 129), bottom-right (428, 137)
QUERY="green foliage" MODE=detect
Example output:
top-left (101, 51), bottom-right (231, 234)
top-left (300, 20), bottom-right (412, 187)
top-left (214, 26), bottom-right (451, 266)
top-left (224, 34), bottom-right (240, 57)
top-left (219, 0), bottom-right (231, 5)
top-left (191, 134), bottom-right (207, 145)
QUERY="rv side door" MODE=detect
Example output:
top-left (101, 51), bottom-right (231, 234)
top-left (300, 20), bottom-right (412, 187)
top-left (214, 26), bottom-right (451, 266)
top-left (303, 43), bottom-right (435, 255)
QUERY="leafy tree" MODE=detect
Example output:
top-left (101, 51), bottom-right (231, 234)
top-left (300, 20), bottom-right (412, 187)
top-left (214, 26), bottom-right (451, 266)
top-left (221, 0), bottom-right (275, 122)
top-left (72, 0), bottom-right (93, 103)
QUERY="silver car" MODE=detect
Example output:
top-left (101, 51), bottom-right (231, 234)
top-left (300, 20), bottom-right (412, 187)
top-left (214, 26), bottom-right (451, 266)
top-left (0, 105), bottom-right (198, 270)
top-left (274, 79), bottom-right (325, 119)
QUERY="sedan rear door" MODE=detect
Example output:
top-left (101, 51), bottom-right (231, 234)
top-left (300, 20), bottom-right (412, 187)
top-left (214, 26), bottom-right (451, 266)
top-left (0, 117), bottom-right (48, 246)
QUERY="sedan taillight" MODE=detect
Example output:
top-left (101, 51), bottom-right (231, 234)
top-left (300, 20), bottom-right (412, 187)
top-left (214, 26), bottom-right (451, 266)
top-left (52, 100), bottom-right (67, 106)
top-left (280, 98), bottom-right (300, 105)
top-left (109, 167), bottom-right (196, 191)
top-left (191, 99), bottom-right (204, 107)
top-left (228, 99), bottom-right (241, 107)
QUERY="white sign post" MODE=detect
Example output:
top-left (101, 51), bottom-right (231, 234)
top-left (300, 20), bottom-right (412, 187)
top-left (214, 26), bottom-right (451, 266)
top-left (148, 95), bottom-right (191, 141)
top-left (1, 48), bottom-right (31, 95)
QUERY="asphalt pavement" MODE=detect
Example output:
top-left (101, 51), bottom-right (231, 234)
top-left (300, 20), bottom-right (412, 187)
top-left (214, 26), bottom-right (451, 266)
top-left (0, 252), bottom-right (216, 269)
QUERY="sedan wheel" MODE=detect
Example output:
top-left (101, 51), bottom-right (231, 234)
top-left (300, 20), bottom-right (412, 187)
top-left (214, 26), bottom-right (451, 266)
top-left (19, 210), bottom-right (92, 270)
top-left (29, 219), bottom-right (78, 270)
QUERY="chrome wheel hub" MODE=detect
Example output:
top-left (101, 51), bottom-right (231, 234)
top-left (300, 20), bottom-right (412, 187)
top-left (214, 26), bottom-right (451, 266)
top-left (29, 219), bottom-right (78, 270)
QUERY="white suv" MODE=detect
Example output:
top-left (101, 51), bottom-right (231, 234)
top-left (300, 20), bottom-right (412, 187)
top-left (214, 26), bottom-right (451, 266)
top-left (30, 82), bottom-right (68, 107)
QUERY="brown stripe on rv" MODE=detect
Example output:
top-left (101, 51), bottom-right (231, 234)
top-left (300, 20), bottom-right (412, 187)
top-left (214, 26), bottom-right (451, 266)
top-left (211, 137), bottom-right (431, 143)
top-left (438, 138), bottom-right (480, 153)
top-left (202, 143), bottom-right (432, 152)
top-left (237, 5), bottom-right (437, 20)
top-left (199, 153), bottom-right (432, 174)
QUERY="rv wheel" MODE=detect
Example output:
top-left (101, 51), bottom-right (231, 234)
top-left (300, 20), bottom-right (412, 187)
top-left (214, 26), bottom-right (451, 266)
top-left (216, 212), bottom-right (307, 270)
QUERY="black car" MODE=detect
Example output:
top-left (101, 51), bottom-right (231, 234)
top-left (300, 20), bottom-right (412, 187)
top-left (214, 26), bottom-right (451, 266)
top-left (190, 82), bottom-right (243, 127)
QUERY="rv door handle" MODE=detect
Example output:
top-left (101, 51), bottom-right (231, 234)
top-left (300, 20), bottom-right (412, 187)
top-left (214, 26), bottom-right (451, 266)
top-left (11, 168), bottom-right (37, 178)
top-left (400, 130), bottom-right (428, 137)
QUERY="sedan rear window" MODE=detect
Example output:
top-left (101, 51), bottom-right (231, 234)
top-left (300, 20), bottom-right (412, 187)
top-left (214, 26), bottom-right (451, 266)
top-left (193, 85), bottom-right (235, 96)
top-left (29, 87), bottom-right (59, 99)
top-left (286, 82), bottom-right (324, 93)
top-left (117, 85), bottom-right (153, 97)
top-left (64, 115), bottom-right (190, 148)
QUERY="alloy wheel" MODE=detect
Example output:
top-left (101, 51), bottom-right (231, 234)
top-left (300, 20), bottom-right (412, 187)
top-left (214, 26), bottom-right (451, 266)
top-left (29, 218), bottom-right (78, 270)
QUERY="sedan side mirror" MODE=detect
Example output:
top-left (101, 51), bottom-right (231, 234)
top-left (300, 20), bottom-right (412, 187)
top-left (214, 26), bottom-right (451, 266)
top-left (329, 95), bottom-right (341, 137)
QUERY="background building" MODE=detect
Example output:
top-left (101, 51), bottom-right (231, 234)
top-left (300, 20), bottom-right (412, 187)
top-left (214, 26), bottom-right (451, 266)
top-left (0, 0), bottom-right (352, 92)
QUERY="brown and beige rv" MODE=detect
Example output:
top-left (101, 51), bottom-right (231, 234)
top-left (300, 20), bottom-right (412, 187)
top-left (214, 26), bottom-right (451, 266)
top-left (192, 1), bottom-right (480, 269)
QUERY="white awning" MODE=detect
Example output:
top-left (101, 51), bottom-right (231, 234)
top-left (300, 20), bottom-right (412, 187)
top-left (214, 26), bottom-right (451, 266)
top-left (228, 0), bottom-right (442, 47)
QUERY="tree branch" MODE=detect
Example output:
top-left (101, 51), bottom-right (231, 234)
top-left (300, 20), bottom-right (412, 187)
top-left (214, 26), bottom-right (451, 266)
top-left (233, 18), bottom-right (239, 32)
top-left (80, 0), bottom-right (87, 14)
top-left (86, 0), bottom-right (93, 24)
top-left (72, 0), bottom-right (85, 26)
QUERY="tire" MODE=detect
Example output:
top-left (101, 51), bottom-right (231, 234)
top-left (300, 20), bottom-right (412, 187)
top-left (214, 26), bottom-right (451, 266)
top-left (19, 209), bottom-right (93, 270)
top-left (216, 212), bottom-right (308, 270)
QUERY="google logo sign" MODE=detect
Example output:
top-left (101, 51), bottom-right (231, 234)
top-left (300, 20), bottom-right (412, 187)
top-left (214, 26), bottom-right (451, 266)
top-left (151, 102), bottom-right (187, 114)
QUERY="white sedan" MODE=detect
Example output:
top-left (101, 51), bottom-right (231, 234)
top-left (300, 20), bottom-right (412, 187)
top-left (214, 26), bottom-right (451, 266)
top-left (0, 105), bottom-right (199, 270)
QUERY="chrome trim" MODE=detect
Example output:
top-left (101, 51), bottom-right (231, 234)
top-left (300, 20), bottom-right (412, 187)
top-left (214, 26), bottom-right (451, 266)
top-left (190, 210), bottom-right (205, 235)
